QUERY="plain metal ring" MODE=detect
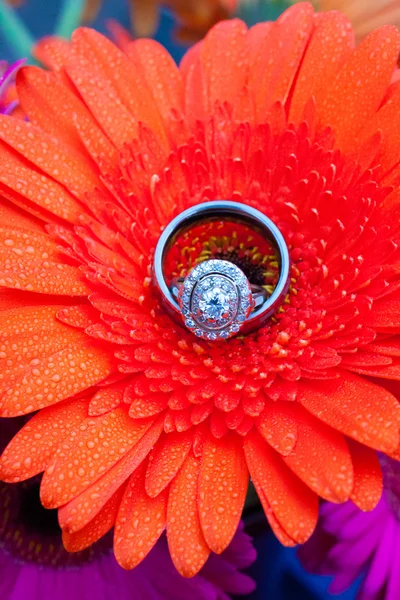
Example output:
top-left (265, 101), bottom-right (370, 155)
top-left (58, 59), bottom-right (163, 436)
top-left (152, 200), bottom-right (290, 336)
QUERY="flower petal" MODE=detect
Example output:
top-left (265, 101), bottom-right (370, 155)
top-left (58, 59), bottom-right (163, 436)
top-left (367, 296), bottom-right (400, 329)
top-left (257, 401), bottom-right (298, 456)
top-left (40, 407), bottom-right (149, 508)
top-left (244, 430), bottom-right (319, 544)
top-left (145, 430), bottom-right (193, 498)
top-left (57, 417), bottom-right (163, 533)
top-left (125, 39), bottom-right (184, 126)
top-left (201, 19), bottom-right (248, 113)
top-left (16, 66), bottom-right (117, 162)
top-left (198, 433), bottom-right (248, 554)
top-left (0, 398), bottom-right (88, 482)
top-left (114, 463), bottom-right (167, 569)
top-left (298, 372), bottom-right (400, 452)
top-left (0, 116), bottom-right (99, 201)
top-left (167, 452), bottom-right (210, 577)
top-left (0, 139), bottom-right (84, 223)
top-left (0, 305), bottom-right (109, 416)
top-left (283, 406), bottom-right (354, 503)
top-left (33, 36), bottom-right (71, 71)
top-left (0, 225), bottom-right (88, 295)
top-left (63, 483), bottom-right (126, 552)
top-left (347, 439), bottom-right (382, 511)
top-left (0, 339), bottom-right (112, 417)
top-left (289, 11), bottom-right (354, 125)
top-left (66, 28), bottom-right (167, 148)
top-left (0, 200), bottom-right (44, 232)
top-left (317, 25), bottom-right (400, 152)
top-left (88, 382), bottom-right (125, 416)
top-left (248, 3), bottom-right (314, 121)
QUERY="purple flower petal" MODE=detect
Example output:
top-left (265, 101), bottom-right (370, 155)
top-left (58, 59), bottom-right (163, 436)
top-left (361, 510), bottom-right (397, 598)
top-left (300, 456), bottom-right (400, 600)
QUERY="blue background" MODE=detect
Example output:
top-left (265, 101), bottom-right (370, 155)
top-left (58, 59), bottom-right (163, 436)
top-left (0, 2), bottom-right (360, 598)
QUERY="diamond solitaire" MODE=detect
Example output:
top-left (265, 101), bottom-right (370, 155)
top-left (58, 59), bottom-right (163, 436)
top-left (178, 260), bottom-right (254, 340)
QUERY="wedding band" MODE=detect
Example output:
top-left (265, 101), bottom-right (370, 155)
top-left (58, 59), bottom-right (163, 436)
top-left (152, 201), bottom-right (290, 340)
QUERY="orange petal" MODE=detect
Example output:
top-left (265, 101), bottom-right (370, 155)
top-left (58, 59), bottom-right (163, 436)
top-left (57, 305), bottom-right (98, 329)
top-left (33, 36), bottom-right (72, 71)
top-left (0, 116), bottom-right (99, 201)
top-left (367, 297), bottom-right (400, 329)
top-left (244, 430), bottom-right (319, 544)
top-left (283, 406), bottom-right (354, 503)
top-left (357, 84), bottom-right (400, 178)
top-left (16, 66), bottom-right (116, 163)
top-left (317, 26), bottom-right (400, 152)
top-left (298, 372), bottom-right (400, 453)
top-left (0, 398), bottom-right (88, 482)
top-left (65, 63), bottom-right (138, 148)
top-left (0, 253), bottom-right (87, 296)
top-left (261, 502), bottom-right (297, 547)
top-left (63, 482), bottom-right (126, 552)
top-left (345, 360), bottom-right (400, 381)
top-left (114, 463), bottom-right (167, 570)
top-left (0, 338), bottom-right (113, 417)
top-left (248, 3), bottom-right (314, 121)
top-left (57, 418), bottom-right (163, 533)
top-left (167, 452), bottom-right (210, 577)
top-left (201, 19), bottom-right (248, 113)
top-left (257, 401), bottom-right (298, 456)
top-left (17, 66), bottom-right (86, 153)
top-left (145, 430), bottom-right (193, 498)
top-left (198, 432), bottom-right (248, 554)
top-left (40, 407), bottom-right (149, 508)
top-left (0, 223), bottom-right (88, 296)
top-left (0, 221), bottom-right (59, 253)
top-left (0, 200), bottom-right (43, 232)
top-left (0, 139), bottom-right (84, 223)
top-left (289, 11), bottom-right (354, 125)
top-left (0, 304), bottom-right (72, 340)
top-left (128, 392), bottom-right (169, 419)
top-left (88, 382), bottom-right (125, 416)
top-left (348, 439), bottom-right (382, 511)
top-left (182, 44), bottom-right (206, 128)
top-left (125, 39), bottom-right (184, 127)
top-left (0, 288), bottom-right (52, 311)
top-left (0, 306), bottom-right (88, 389)
top-left (67, 28), bottom-right (167, 148)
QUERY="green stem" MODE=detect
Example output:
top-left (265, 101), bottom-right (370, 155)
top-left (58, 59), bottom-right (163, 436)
top-left (54, 0), bottom-right (85, 39)
top-left (0, 0), bottom-right (35, 61)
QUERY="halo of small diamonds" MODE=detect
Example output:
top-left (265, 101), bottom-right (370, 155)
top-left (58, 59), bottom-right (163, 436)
top-left (178, 260), bottom-right (254, 340)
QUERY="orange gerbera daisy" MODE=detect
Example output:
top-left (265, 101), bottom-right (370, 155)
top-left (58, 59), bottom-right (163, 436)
top-left (1, 1), bottom-right (400, 577)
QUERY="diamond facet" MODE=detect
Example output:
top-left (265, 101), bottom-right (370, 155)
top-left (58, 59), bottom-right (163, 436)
top-left (193, 275), bottom-right (238, 330)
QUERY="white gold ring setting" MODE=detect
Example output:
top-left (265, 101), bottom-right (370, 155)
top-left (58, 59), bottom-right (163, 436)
top-left (152, 201), bottom-right (290, 341)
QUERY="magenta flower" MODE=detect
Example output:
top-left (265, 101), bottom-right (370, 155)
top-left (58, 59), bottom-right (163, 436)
top-left (299, 455), bottom-right (400, 599)
top-left (0, 60), bottom-right (24, 115)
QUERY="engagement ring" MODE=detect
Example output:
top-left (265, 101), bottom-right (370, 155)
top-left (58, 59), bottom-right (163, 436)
top-left (153, 201), bottom-right (290, 340)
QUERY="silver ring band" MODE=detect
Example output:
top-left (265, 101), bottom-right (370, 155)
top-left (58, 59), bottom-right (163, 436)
top-left (153, 201), bottom-right (290, 339)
